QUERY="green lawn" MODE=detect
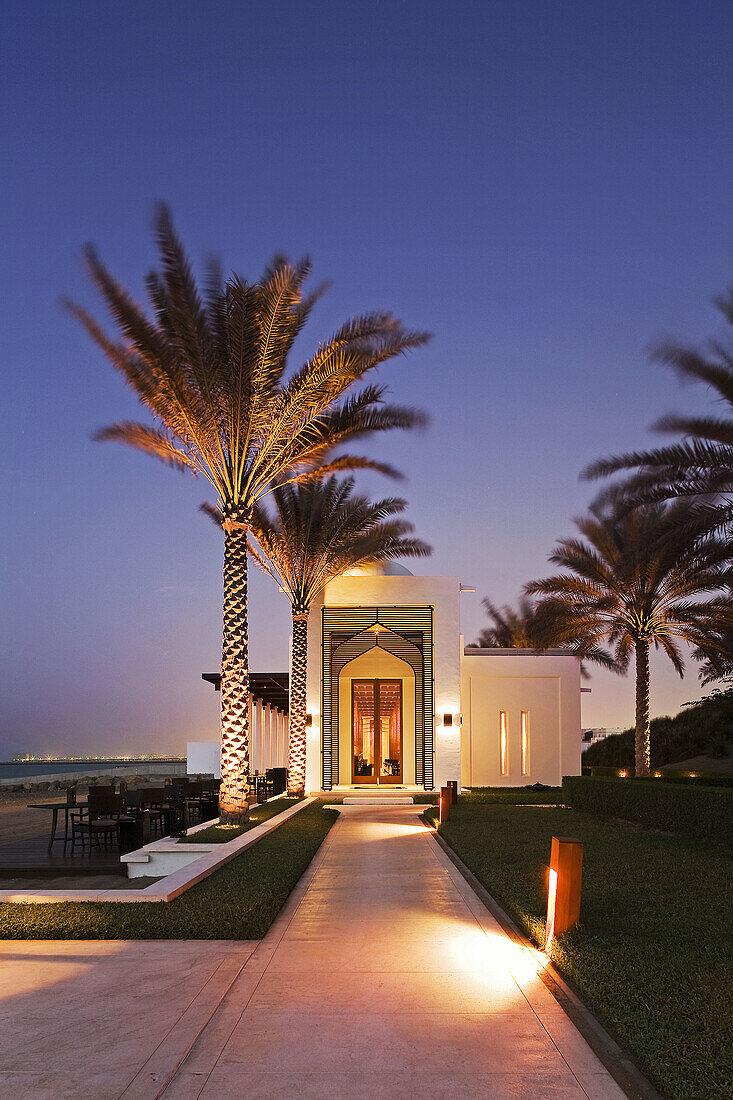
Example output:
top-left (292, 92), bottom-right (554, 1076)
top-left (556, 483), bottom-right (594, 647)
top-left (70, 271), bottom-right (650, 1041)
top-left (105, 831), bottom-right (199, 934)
top-left (179, 795), bottom-right (303, 842)
top-left (0, 802), bottom-right (338, 941)
top-left (427, 801), bottom-right (733, 1100)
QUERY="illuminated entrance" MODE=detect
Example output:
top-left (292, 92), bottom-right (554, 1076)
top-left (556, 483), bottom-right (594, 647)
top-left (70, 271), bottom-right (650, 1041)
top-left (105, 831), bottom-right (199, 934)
top-left (321, 606), bottom-right (434, 791)
top-left (352, 680), bottom-right (403, 784)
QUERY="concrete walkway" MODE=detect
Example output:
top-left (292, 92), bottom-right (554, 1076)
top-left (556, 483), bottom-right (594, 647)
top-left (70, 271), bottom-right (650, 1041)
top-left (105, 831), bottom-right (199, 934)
top-left (164, 805), bottom-right (626, 1099)
top-left (0, 806), bottom-right (627, 1099)
top-left (0, 939), bottom-right (257, 1098)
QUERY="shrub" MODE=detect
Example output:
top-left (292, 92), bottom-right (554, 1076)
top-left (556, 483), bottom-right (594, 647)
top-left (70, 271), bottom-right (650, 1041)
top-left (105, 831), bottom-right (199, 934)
top-left (587, 765), bottom-right (632, 778)
top-left (563, 776), bottom-right (733, 845)
top-left (582, 685), bottom-right (733, 769)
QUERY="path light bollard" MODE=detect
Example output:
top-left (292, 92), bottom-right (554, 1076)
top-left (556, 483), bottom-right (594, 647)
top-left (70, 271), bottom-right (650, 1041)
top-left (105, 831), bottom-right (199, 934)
top-left (545, 836), bottom-right (583, 954)
top-left (447, 780), bottom-right (459, 805)
top-left (439, 786), bottom-right (451, 824)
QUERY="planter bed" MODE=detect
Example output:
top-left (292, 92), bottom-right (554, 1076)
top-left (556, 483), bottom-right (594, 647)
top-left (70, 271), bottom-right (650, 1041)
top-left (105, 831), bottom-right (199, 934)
top-left (178, 796), bottom-right (302, 842)
top-left (0, 801), bottom-right (338, 939)
top-left (426, 801), bottom-right (733, 1100)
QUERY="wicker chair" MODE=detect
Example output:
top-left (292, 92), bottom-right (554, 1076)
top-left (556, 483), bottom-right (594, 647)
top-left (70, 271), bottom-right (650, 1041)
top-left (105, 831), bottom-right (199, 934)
top-left (137, 788), bottom-right (167, 837)
top-left (71, 792), bottom-right (123, 854)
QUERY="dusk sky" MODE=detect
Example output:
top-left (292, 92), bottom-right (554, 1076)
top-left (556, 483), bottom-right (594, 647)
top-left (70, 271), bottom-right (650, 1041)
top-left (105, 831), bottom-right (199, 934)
top-left (2, 1), bottom-right (733, 757)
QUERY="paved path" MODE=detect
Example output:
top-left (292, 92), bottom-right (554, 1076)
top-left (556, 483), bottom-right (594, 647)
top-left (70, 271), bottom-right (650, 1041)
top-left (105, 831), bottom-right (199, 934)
top-left (0, 806), bottom-right (627, 1099)
top-left (0, 939), bottom-right (257, 1098)
top-left (164, 805), bottom-right (626, 1099)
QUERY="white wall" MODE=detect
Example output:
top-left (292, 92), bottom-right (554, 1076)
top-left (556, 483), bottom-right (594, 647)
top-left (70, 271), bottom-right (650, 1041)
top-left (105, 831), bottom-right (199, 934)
top-left (188, 700), bottom-right (289, 779)
top-left (305, 574), bottom-right (461, 791)
top-left (187, 741), bottom-right (221, 777)
top-left (460, 650), bottom-right (581, 787)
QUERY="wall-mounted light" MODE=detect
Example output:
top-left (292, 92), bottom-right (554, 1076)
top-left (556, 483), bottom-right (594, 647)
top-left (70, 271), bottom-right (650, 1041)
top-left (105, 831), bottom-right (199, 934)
top-left (443, 713), bottom-right (453, 727)
top-left (305, 714), bottom-right (313, 727)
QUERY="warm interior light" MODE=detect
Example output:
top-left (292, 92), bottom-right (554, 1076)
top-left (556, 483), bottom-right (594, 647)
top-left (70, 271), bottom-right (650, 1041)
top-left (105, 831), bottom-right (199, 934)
top-left (499, 712), bottom-right (508, 775)
top-left (521, 711), bottom-right (529, 776)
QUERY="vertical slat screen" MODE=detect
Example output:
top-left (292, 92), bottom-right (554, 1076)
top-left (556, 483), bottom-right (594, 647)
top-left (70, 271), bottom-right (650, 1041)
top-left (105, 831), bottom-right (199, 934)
top-left (321, 606), bottom-right (434, 790)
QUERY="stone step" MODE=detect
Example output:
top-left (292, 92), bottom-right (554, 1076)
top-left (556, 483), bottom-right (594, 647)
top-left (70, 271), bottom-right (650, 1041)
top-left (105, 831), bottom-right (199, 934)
top-left (342, 796), bottom-right (414, 805)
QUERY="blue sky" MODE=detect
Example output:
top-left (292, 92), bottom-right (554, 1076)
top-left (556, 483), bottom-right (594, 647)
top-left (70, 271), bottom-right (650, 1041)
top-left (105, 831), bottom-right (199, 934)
top-left (2, 0), bottom-right (733, 755)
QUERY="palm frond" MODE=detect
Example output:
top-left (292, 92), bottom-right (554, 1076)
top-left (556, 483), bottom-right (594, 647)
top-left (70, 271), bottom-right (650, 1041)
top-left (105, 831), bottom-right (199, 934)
top-left (245, 477), bottom-right (431, 614)
top-left (527, 498), bottom-right (733, 682)
top-left (72, 207), bottom-right (430, 518)
top-left (94, 422), bottom-right (198, 472)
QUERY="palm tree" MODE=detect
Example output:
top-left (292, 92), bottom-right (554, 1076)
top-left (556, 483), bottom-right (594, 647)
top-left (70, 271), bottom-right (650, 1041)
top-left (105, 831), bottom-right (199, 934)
top-left (70, 206), bottom-right (430, 821)
top-left (526, 500), bottom-right (733, 775)
top-left (584, 284), bottom-right (733, 529)
top-left (471, 596), bottom-right (543, 648)
top-left (469, 595), bottom-right (616, 676)
top-left (206, 476), bottom-right (431, 794)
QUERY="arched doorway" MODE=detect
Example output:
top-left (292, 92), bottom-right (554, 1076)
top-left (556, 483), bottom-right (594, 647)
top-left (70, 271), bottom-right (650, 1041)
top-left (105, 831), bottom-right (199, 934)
top-left (321, 606), bottom-right (434, 790)
top-left (339, 647), bottom-right (416, 785)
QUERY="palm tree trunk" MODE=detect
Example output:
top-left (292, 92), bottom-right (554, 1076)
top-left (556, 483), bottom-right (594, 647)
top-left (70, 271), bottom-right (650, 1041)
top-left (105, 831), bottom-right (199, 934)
top-left (288, 612), bottom-right (309, 795)
top-left (219, 520), bottom-right (250, 824)
top-left (635, 637), bottom-right (651, 777)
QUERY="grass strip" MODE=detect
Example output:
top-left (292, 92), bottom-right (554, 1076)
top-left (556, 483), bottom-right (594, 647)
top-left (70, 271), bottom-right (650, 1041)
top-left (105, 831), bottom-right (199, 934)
top-left (179, 795), bottom-right (303, 842)
top-left (428, 802), bottom-right (733, 1100)
top-left (0, 802), bottom-right (338, 941)
top-left (322, 789), bottom-right (560, 805)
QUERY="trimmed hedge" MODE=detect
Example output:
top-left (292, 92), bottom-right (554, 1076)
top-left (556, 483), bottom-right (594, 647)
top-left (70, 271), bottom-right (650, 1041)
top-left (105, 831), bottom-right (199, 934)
top-left (563, 776), bottom-right (733, 846)
top-left (583, 766), bottom-right (733, 784)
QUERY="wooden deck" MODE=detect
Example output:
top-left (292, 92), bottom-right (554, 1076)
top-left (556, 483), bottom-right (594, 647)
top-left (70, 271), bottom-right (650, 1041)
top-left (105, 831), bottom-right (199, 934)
top-left (0, 834), bottom-right (125, 876)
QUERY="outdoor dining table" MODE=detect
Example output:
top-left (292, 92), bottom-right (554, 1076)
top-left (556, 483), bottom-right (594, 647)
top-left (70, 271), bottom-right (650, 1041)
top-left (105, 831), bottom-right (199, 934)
top-left (27, 801), bottom-right (89, 852)
top-left (247, 777), bottom-right (274, 803)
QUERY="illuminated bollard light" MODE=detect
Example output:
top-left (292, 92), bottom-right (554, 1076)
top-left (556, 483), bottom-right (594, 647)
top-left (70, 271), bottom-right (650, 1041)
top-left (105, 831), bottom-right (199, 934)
top-left (439, 786), bottom-right (451, 823)
top-left (545, 836), bottom-right (583, 953)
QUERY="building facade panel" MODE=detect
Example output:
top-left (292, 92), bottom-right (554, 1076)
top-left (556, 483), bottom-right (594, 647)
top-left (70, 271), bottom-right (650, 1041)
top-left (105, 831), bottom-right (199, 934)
top-left (461, 650), bottom-right (581, 788)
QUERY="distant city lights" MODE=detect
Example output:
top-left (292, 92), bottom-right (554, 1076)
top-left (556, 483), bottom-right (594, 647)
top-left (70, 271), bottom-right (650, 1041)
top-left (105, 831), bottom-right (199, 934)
top-left (9, 753), bottom-right (186, 763)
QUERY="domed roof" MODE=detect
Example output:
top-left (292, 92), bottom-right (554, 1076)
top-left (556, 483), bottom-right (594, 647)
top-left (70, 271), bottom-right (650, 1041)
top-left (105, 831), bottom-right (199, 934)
top-left (343, 560), bottom-right (414, 577)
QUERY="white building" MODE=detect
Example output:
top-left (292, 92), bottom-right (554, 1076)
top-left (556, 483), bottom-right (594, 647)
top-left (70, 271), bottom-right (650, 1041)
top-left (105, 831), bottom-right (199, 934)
top-left (191, 562), bottom-right (582, 792)
top-left (582, 727), bottom-right (619, 746)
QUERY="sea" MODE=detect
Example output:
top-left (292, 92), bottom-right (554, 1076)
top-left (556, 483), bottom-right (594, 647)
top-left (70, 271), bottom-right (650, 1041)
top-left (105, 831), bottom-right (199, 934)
top-left (0, 759), bottom-right (185, 780)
